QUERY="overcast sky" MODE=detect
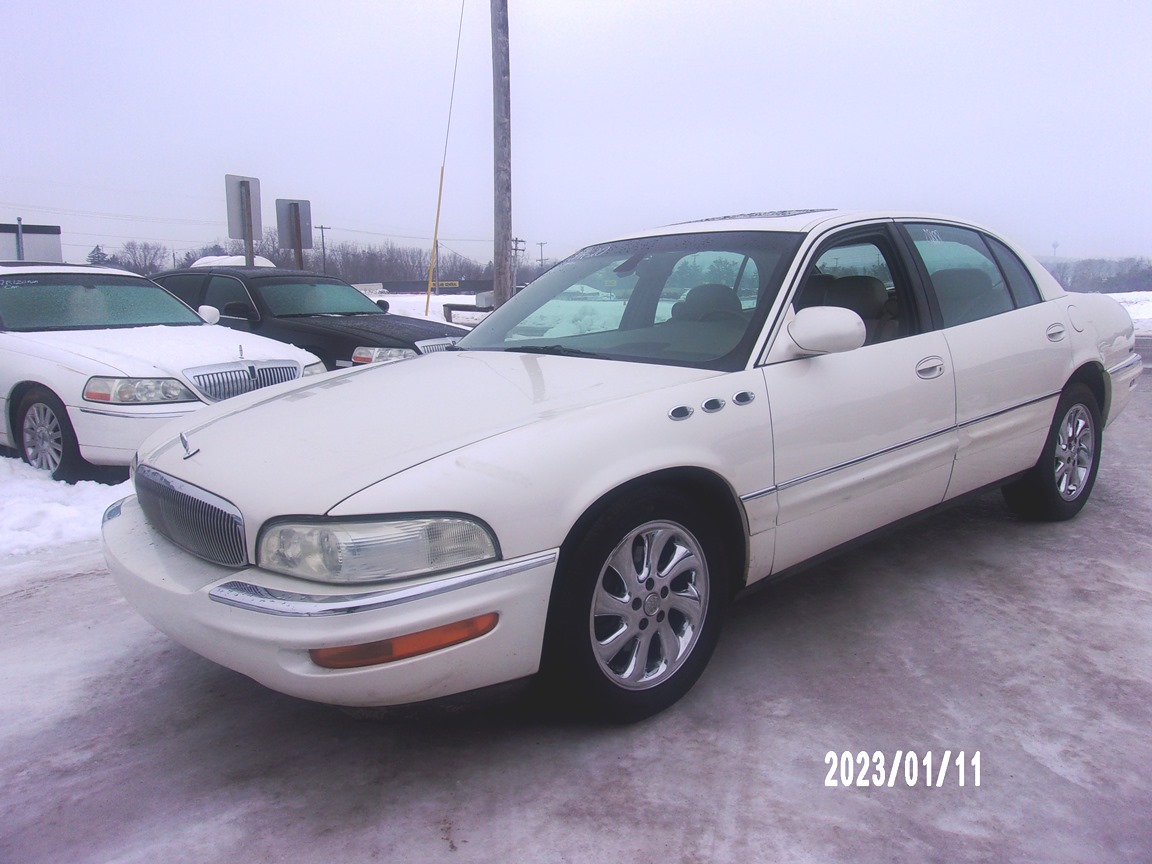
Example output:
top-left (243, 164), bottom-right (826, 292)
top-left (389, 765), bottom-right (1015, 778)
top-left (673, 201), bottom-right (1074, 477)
top-left (6, 0), bottom-right (1151, 267)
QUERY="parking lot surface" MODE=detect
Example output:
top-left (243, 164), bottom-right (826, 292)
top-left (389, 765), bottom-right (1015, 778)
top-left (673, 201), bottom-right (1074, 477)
top-left (2, 386), bottom-right (1150, 864)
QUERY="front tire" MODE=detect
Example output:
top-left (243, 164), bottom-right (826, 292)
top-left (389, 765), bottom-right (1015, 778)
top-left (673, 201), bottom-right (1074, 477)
top-left (541, 486), bottom-right (728, 723)
top-left (1002, 383), bottom-right (1102, 521)
top-left (17, 387), bottom-right (84, 482)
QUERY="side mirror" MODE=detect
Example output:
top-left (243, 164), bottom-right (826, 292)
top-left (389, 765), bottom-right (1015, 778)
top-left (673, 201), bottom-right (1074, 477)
top-left (197, 304), bottom-right (221, 325)
top-left (376, 299), bottom-right (390, 313)
top-left (222, 301), bottom-right (258, 322)
top-left (784, 306), bottom-right (866, 357)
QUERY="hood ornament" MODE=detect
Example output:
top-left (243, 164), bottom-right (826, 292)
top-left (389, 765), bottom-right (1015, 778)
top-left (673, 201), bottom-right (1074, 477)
top-left (179, 431), bottom-right (201, 460)
top-left (239, 344), bottom-right (244, 359)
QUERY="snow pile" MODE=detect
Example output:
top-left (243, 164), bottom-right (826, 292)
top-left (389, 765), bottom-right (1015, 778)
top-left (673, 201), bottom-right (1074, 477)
top-left (366, 292), bottom-right (482, 323)
top-left (1108, 292), bottom-right (1152, 334)
top-left (0, 458), bottom-right (129, 556)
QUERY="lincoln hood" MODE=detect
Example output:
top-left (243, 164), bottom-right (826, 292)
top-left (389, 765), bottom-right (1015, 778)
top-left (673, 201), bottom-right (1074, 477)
top-left (14, 324), bottom-right (317, 378)
top-left (136, 350), bottom-right (717, 528)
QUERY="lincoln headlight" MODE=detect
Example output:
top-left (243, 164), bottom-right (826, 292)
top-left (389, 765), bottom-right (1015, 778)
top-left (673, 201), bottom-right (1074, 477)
top-left (84, 377), bottom-right (198, 404)
top-left (257, 516), bottom-right (499, 584)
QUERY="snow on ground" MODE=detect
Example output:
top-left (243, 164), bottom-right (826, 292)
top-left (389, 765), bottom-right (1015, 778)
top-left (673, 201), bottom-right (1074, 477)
top-left (1108, 291), bottom-right (1152, 334)
top-left (368, 291), bottom-right (484, 325)
top-left (0, 457), bottom-right (129, 557)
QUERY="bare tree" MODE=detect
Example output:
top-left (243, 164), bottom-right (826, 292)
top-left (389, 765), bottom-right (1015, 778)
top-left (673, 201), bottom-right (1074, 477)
top-left (116, 241), bottom-right (169, 275)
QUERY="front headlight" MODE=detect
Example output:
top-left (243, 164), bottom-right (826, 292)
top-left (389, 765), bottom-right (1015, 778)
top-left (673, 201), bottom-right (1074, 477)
top-left (302, 362), bottom-right (327, 377)
top-left (257, 515), bottom-right (499, 584)
top-left (84, 377), bottom-right (198, 404)
top-left (351, 346), bottom-right (418, 364)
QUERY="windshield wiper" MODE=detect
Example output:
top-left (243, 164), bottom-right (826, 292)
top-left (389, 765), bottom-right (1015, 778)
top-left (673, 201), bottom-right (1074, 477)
top-left (504, 344), bottom-right (603, 358)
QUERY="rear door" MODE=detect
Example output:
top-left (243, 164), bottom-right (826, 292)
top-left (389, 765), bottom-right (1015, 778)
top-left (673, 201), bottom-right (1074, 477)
top-left (899, 221), bottom-right (1073, 498)
top-left (761, 224), bottom-right (958, 574)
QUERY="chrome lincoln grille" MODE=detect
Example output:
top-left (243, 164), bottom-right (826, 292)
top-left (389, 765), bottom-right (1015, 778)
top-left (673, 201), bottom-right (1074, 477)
top-left (414, 337), bottom-right (460, 354)
top-left (135, 465), bottom-right (247, 567)
top-left (185, 361), bottom-right (300, 402)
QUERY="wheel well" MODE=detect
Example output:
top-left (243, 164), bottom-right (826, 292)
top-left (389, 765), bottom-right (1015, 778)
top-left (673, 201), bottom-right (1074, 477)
top-left (561, 468), bottom-right (749, 598)
top-left (1066, 362), bottom-right (1108, 421)
top-left (6, 381), bottom-right (49, 447)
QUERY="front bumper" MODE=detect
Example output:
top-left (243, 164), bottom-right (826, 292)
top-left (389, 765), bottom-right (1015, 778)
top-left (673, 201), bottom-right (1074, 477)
top-left (73, 403), bottom-right (201, 466)
top-left (101, 496), bottom-right (558, 707)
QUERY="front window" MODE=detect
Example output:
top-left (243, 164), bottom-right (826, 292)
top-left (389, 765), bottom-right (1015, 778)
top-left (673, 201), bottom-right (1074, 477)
top-left (0, 274), bottom-right (204, 331)
top-left (458, 231), bottom-right (801, 370)
top-left (792, 235), bottom-right (917, 344)
top-left (249, 278), bottom-right (384, 317)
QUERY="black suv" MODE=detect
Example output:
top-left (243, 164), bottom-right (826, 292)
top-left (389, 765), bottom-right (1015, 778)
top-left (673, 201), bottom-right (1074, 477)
top-left (152, 266), bottom-right (468, 370)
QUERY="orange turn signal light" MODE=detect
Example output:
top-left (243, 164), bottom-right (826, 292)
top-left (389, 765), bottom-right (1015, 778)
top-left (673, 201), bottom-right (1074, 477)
top-left (309, 612), bottom-right (499, 669)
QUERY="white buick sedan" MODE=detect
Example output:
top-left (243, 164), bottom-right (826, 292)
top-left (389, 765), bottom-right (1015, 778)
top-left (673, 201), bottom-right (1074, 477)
top-left (1, 263), bottom-right (324, 481)
top-left (102, 211), bottom-right (1141, 722)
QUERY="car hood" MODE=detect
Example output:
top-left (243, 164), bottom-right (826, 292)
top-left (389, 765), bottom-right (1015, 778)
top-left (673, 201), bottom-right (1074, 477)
top-left (139, 350), bottom-right (716, 521)
top-left (273, 312), bottom-right (467, 344)
top-left (15, 325), bottom-right (317, 377)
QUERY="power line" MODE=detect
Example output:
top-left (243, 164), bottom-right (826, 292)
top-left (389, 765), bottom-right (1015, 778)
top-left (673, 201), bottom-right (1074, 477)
top-left (0, 199), bottom-right (219, 226)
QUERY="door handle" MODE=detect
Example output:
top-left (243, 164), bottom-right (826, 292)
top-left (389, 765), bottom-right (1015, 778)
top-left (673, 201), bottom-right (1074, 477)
top-left (916, 356), bottom-right (945, 379)
top-left (1046, 323), bottom-right (1066, 342)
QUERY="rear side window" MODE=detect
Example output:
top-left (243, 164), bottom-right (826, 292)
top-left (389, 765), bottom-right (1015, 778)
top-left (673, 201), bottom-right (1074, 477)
top-left (154, 273), bottom-right (204, 306)
top-left (905, 223), bottom-right (1014, 327)
top-left (985, 235), bottom-right (1042, 307)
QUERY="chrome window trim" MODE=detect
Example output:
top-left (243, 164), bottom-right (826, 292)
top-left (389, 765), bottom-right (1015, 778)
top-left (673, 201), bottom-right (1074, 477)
top-left (207, 550), bottom-right (559, 617)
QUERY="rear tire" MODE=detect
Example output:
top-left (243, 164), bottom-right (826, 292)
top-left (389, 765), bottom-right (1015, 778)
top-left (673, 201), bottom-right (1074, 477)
top-left (1002, 383), bottom-right (1102, 521)
top-left (17, 387), bottom-right (85, 483)
top-left (540, 486), bottom-right (728, 723)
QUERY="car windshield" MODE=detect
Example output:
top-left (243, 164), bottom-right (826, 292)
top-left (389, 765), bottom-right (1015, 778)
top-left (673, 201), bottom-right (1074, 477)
top-left (0, 274), bottom-right (204, 331)
top-left (458, 230), bottom-right (802, 370)
top-left (249, 278), bottom-right (383, 317)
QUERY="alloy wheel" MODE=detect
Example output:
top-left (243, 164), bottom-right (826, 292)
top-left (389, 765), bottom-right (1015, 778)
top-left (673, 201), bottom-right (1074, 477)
top-left (589, 520), bottom-right (709, 691)
top-left (1053, 403), bottom-right (1095, 502)
top-left (22, 402), bottom-right (64, 472)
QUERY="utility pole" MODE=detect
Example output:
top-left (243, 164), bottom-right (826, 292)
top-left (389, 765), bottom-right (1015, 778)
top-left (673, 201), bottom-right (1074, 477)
top-left (511, 236), bottom-right (525, 289)
top-left (537, 241), bottom-right (547, 269)
top-left (491, 0), bottom-right (513, 307)
top-left (317, 225), bottom-right (330, 273)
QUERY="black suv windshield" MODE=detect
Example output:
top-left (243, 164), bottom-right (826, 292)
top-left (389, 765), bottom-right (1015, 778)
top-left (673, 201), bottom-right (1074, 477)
top-left (249, 278), bottom-right (384, 317)
top-left (0, 274), bottom-right (203, 331)
top-left (458, 230), bottom-right (802, 370)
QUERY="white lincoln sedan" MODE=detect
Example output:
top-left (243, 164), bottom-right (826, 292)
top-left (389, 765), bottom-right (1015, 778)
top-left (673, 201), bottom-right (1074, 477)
top-left (0, 262), bottom-right (324, 481)
top-left (102, 211), bottom-right (1141, 722)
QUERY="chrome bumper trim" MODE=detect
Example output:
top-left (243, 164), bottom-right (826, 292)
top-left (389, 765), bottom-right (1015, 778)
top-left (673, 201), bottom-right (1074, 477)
top-left (207, 550), bottom-right (559, 617)
top-left (79, 406), bottom-right (197, 419)
top-left (1107, 352), bottom-right (1142, 378)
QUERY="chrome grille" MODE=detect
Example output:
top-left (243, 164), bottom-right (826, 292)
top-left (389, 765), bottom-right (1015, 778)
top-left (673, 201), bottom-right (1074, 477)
top-left (185, 361), bottom-right (300, 402)
top-left (414, 337), bottom-right (460, 354)
top-left (135, 465), bottom-right (247, 567)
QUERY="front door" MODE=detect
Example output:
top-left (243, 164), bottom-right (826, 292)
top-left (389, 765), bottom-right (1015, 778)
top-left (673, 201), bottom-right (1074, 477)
top-left (762, 228), bottom-right (958, 574)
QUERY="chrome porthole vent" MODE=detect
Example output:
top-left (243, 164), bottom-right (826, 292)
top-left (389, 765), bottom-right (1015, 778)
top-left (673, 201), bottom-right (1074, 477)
top-left (702, 398), bottom-right (725, 413)
top-left (669, 405), bottom-right (694, 421)
top-left (733, 391), bottom-right (755, 406)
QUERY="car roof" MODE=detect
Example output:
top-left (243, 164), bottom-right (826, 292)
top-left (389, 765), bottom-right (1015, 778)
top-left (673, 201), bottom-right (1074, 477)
top-left (152, 266), bottom-right (352, 283)
top-left (0, 261), bottom-right (143, 278)
top-left (610, 208), bottom-right (993, 242)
